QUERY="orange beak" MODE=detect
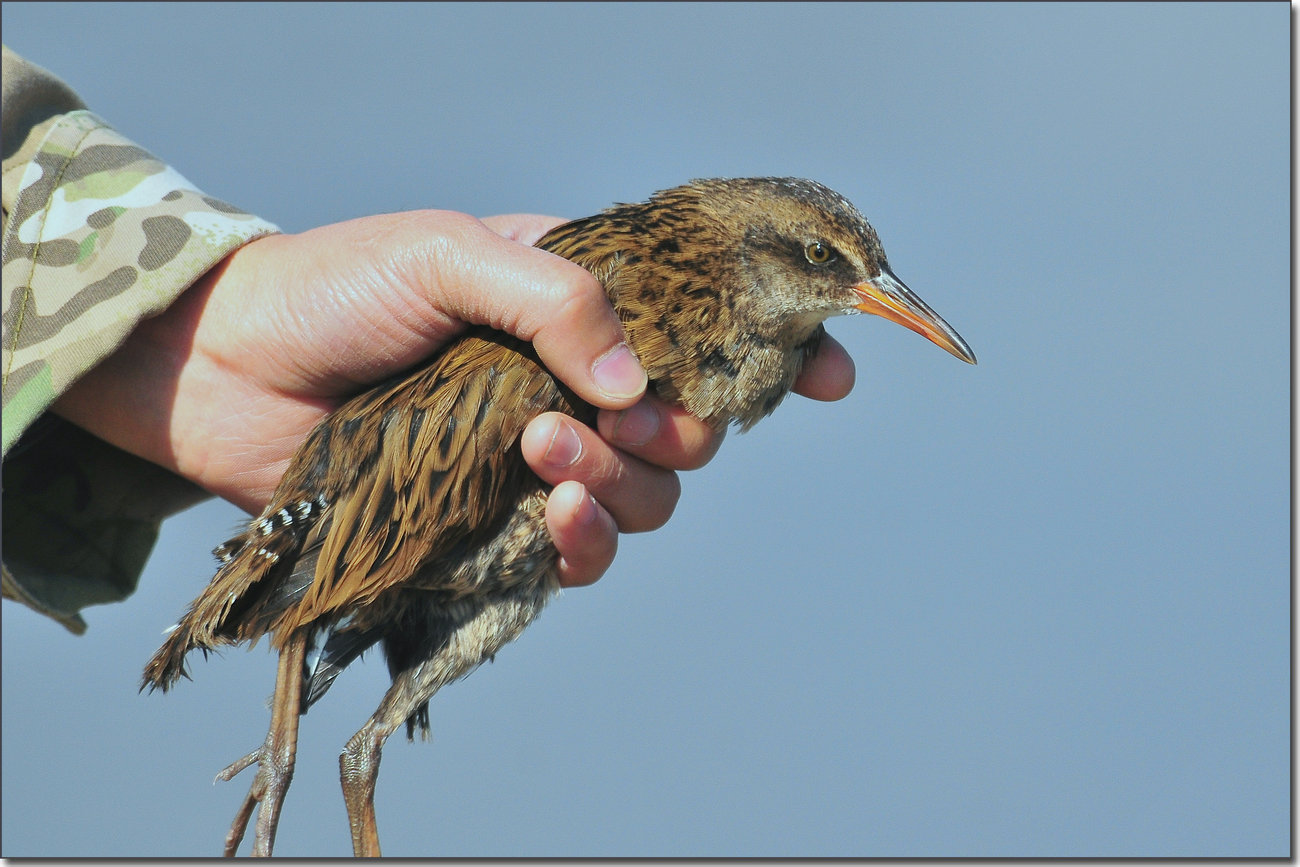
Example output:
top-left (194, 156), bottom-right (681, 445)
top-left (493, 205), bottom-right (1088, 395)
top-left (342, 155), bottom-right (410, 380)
top-left (852, 269), bottom-right (977, 364)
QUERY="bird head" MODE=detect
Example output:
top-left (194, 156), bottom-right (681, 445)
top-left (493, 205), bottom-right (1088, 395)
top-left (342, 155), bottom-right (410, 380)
top-left (538, 177), bottom-right (975, 430)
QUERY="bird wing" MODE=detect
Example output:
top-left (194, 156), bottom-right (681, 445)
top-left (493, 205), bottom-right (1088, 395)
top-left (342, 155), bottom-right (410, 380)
top-left (268, 330), bottom-right (582, 641)
top-left (140, 500), bottom-right (329, 689)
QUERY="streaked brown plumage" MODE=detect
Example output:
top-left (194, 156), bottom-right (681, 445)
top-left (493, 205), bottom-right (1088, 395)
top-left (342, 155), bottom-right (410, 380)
top-left (142, 177), bottom-right (975, 857)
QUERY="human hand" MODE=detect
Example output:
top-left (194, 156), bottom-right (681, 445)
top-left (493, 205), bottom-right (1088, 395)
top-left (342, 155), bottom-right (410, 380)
top-left (52, 210), bottom-right (855, 586)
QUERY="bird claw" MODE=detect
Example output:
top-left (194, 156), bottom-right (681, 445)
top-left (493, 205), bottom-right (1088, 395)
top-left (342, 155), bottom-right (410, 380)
top-left (216, 741), bottom-right (296, 857)
top-left (215, 748), bottom-right (260, 784)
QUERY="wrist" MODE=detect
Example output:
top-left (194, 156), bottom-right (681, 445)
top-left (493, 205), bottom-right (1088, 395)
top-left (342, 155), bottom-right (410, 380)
top-left (50, 251), bottom-right (237, 502)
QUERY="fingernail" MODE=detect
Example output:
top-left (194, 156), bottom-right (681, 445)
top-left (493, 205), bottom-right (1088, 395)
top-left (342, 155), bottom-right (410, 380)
top-left (592, 343), bottom-right (647, 401)
top-left (571, 488), bottom-right (600, 527)
top-left (610, 399), bottom-right (660, 447)
top-left (543, 418), bottom-right (583, 468)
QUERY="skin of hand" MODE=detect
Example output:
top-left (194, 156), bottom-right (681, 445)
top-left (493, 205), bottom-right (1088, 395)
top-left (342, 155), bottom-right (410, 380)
top-left (51, 210), bottom-right (856, 587)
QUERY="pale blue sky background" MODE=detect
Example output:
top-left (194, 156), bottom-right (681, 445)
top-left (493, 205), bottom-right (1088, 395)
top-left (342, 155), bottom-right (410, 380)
top-left (1, 2), bottom-right (1288, 857)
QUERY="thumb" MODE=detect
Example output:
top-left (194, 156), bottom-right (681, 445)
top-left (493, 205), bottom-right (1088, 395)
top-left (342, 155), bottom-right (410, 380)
top-left (406, 210), bottom-right (648, 409)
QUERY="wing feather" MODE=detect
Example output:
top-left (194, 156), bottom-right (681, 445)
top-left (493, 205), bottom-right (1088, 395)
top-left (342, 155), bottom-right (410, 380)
top-left (270, 330), bottom-right (583, 638)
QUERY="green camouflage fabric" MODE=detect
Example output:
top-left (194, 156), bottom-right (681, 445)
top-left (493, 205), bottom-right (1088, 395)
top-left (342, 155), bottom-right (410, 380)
top-left (2, 47), bottom-right (280, 632)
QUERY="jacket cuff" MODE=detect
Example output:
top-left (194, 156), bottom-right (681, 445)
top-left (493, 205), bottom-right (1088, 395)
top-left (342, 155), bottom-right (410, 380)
top-left (1, 109), bottom-right (279, 631)
top-left (2, 109), bottom-right (280, 452)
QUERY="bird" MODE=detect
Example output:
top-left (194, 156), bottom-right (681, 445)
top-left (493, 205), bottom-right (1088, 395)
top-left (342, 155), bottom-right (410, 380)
top-left (141, 177), bottom-right (975, 857)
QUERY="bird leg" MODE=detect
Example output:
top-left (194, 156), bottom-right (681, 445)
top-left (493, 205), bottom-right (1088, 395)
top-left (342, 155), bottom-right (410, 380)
top-left (215, 633), bottom-right (307, 857)
top-left (337, 594), bottom-right (552, 856)
top-left (339, 714), bottom-right (401, 857)
top-left (339, 667), bottom-right (435, 857)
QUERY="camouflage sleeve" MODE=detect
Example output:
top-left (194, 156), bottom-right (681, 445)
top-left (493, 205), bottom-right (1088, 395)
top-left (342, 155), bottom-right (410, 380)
top-left (1, 47), bottom-right (281, 633)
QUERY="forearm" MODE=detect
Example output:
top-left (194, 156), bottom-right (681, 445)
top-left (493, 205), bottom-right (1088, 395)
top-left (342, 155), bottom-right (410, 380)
top-left (1, 46), bottom-right (278, 629)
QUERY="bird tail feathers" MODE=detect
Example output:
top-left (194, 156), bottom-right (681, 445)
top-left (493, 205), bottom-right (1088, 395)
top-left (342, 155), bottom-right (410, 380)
top-left (139, 519), bottom-right (309, 693)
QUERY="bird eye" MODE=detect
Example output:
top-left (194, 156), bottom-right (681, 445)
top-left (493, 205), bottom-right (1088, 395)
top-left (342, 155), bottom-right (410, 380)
top-left (804, 241), bottom-right (834, 264)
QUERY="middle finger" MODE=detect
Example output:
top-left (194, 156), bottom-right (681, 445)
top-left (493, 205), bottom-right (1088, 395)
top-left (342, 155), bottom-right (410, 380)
top-left (520, 412), bottom-right (682, 534)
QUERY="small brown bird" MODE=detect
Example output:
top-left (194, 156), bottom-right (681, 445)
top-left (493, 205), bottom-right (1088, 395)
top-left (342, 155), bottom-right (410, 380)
top-left (142, 177), bottom-right (975, 857)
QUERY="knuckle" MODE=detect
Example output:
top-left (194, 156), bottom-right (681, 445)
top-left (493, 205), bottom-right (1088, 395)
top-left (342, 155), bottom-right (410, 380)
top-left (628, 469), bottom-right (680, 533)
top-left (585, 445), bottom-right (631, 492)
top-left (658, 417), bottom-right (726, 472)
top-left (545, 267), bottom-right (607, 326)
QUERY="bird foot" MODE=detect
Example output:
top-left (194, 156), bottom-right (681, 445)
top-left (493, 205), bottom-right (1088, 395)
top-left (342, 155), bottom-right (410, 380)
top-left (215, 748), bottom-right (261, 783)
top-left (211, 634), bottom-right (306, 856)
top-left (215, 739), bottom-right (296, 856)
